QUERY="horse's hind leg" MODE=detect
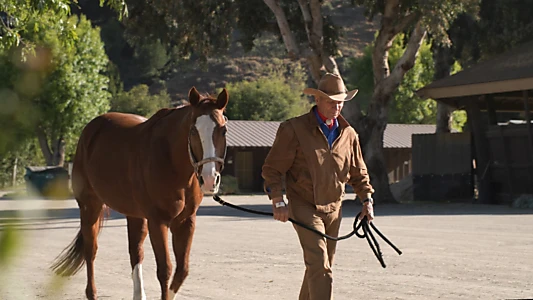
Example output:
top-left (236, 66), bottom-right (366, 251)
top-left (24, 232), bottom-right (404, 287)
top-left (168, 214), bottom-right (196, 298)
top-left (79, 192), bottom-right (104, 300)
top-left (127, 217), bottom-right (148, 300)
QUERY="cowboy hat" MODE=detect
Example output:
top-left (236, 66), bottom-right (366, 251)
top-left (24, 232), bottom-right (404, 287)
top-left (303, 73), bottom-right (358, 101)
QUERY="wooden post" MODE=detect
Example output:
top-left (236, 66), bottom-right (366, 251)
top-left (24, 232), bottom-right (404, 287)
top-left (486, 95), bottom-right (498, 125)
top-left (523, 90), bottom-right (533, 194)
top-left (498, 126), bottom-right (514, 202)
top-left (12, 157), bottom-right (18, 187)
top-left (466, 98), bottom-right (493, 204)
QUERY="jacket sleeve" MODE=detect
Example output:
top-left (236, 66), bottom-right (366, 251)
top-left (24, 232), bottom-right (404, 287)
top-left (348, 133), bottom-right (375, 201)
top-left (261, 121), bottom-right (298, 200)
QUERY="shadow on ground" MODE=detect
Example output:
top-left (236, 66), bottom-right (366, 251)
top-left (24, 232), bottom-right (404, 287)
top-left (201, 198), bottom-right (533, 220)
top-left (1, 198), bottom-right (532, 230)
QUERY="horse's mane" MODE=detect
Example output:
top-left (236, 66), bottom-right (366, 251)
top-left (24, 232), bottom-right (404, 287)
top-left (175, 93), bottom-right (218, 109)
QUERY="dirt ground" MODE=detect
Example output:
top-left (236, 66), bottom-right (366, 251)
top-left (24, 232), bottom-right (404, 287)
top-left (0, 193), bottom-right (532, 300)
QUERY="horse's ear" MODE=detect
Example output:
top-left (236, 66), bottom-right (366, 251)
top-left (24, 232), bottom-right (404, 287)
top-left (188, 87), bottom-right (201, 106)
top-left (217, 88), bottom-right (229, 110)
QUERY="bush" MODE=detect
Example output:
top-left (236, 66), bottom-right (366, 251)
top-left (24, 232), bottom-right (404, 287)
top-left (219, 175), bottom-right (239, 195)
top-left (223, 69), bottom-right (311, 121)
top-left (110, 84), bottom-right (170, 118)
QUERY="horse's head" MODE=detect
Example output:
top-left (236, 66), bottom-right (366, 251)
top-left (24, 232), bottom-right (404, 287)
top-left (187, 87), bottom-right (229, 195)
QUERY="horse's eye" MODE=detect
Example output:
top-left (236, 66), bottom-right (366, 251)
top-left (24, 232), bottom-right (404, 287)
top-left (190, 129), bottom-right (198, 136)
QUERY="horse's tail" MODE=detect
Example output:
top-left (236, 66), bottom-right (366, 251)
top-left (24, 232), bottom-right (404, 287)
top-left (51, 207), bottom-right (108, 277)
top-left (50, 230), bottom-right (85, 277)
top-left (51, 115), bottom-right (111, 277)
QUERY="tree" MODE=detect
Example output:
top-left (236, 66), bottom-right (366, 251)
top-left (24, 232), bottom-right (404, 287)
top-left (347, 34), bottom-right (466, 128)
top-left (111, 0), bottom-right (343, 85)
top-left (0, 14), bottom-right (111, 166)
top-left (476, 0), bottom-right (533, 59)
top-left (0, 0), bottom-right (124, 164)
top-left (258, 0), bottom-right (341, 83)
top-left (119, 0), bottom-right (235, 61)
top-left (224, 70), bottom-right (311, 121)
top-left (0, 0), bottom-right (125, 51)
top-left (347, 35), bottom-right (434, 124)
top-left (344, 0), bottom-right (478, 202)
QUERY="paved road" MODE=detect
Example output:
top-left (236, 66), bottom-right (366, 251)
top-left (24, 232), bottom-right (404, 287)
top-left (1, 194), bottom-right (532, 300)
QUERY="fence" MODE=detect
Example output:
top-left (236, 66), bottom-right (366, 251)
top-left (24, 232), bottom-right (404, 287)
top-left (412, 132), bottom-right (473, 201)
top-left (486, 123), bottom-right (533, 203)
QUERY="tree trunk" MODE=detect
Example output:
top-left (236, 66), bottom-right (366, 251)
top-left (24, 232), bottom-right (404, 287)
top-left (266, 0), bottom-right (340, 85)
top-left (298, 0), bottom-right (325, 84)
top-left (37, 127), bottom-right (54, 165)
top-left (350, 18), bottom-right (427, 204)
top-left (305, 54), bottom-right (323, 84)
top-left (323, 55), bottom-right (340, 76)
top-left (354, 98), bottom-right (396, 203)
top-left (263, 0), bottom-right (300, 60)
top-left (436, 103), bottom-right (454, 133)
top-left (12, 157), bottom-right (18, 187)
top-left (36, 128), bottom-right (65, 166)
top-left (433, 44), bottom-right (455, 133)
top-left (52, 136), bottom-right (66, 166)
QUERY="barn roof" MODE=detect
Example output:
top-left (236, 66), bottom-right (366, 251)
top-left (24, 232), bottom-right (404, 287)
top-left (227, 120), bottom-right (436, 149)
top-left (416, 41), bottom-right (533, 111)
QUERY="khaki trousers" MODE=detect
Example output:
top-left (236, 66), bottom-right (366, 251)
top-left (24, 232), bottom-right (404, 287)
top-left (290, 203), bottom-right (342, 300)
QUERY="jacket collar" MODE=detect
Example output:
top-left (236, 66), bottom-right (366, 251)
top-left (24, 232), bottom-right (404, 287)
top-left (306, 106), bottom-right (351, 134)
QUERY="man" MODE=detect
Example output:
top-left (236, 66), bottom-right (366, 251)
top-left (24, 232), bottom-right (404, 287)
top-left (261, 73), bottom-right (375, 300)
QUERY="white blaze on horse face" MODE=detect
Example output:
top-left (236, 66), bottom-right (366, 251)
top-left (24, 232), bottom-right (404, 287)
top-left (132, 264), bottom-right (146, 300)
top-left (195, 115), bottom-right (221, 194)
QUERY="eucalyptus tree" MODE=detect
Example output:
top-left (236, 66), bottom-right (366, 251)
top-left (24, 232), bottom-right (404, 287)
top-left (343, 0), bottom-right (479, 202)
top-left (257, 0), bottom-right (342, 83)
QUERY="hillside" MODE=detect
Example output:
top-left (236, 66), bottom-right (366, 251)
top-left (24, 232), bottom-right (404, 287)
top-left (163, 1), bottom-right (379, 103)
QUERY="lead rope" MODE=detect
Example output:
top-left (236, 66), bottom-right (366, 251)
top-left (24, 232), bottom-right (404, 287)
top-left (212, 195), bottom-right (402, 268)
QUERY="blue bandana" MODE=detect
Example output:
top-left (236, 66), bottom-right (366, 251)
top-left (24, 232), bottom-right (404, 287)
top-left (313, 107), bottom-right (339, 148)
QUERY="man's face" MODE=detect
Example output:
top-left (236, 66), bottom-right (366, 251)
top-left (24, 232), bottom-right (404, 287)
top-left (316, 96), bottom-right (344, 119)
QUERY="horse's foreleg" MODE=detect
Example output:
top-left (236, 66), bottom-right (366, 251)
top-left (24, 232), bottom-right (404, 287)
top-left (169, 214), bottom-right (196, 298)
top-left (80, 200), bottom-right (104, 300)
top-left (127, 217), bottom-right (148, 300)
top-left (147, 219), bottom-right (172, 300)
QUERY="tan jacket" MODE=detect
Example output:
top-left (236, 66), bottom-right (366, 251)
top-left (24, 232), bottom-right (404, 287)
top-left (262, 107), bottom-right (374, 213)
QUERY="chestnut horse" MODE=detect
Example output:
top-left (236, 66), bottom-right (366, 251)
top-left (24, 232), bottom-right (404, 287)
top-left (51, 87), bottom-right (229, 300)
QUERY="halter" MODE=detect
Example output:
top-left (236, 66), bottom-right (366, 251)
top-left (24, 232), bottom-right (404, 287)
top-left (187, 117), bottom-right (228, 178)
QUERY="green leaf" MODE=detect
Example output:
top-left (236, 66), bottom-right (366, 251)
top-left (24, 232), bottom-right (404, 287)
top-left (0, 224), bottom-right (20, 265)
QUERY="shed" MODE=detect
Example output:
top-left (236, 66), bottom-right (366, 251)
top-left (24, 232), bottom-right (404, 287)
top-left (417, 41), bottom-right (533, 204)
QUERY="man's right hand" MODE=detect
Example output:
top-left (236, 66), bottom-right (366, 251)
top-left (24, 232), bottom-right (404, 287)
top-left (271, 197), bottom-right (289, 222)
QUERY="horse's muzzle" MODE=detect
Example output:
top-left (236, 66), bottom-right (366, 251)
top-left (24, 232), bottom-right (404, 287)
top-left (200, 172), bottom-right (221, 195)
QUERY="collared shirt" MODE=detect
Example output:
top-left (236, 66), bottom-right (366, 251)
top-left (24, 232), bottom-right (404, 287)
top-left (313, 107), bottom-right (339, 148)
